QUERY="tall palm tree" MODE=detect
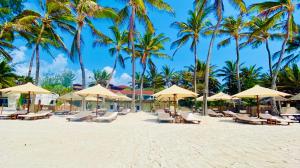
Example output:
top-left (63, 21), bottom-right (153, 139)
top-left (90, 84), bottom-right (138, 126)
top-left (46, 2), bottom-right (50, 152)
top-left (171, 9), bottom-right (211, 94)
top-left (18, 0), bottom-right (75, 85)
top-left (217, 15), bottom-right (248, 93)
top-left (198, 0), bottom-right (247, 115)
top-left (249, 0), bottom-right (299, 91)
top-left (70, 0), bottom-right (116, 88)
top-left (93, 25), bottom-right (128, 88)
top-left (147, 64), bottom-right (164, 92)
top-left (0, 61), bottom-right (17, 88)
top-left (277, 64), bottom-right (300, 94)
top-left (135, 32), bottom-right (169, 109)
top-left (241, 17), bottom-right (283, 78)
top-left (117, 0), bottom-right (173, 111)
top-left (240, 65), bottom-right (262, 90)
top-left (161, 65), bottom-right (174, 87)
top-left (217, 60), bottom-right (239, 95)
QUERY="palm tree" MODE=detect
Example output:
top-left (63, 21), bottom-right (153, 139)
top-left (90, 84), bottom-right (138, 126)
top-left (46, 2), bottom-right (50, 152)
top-left (117, 0), bottom-right (173, 111)
top-left (242, 17), bottom-right (283, 78)
top-left (240, 65), bottom-right (262, 90)
top-left (70, 0), bottom-right (116, 88)
top-left (197, 0), bottom-right (246, 115)
top-left (161, 65), bottom-right (174, 87)
top-left (171, 9), bottom-right (211, 94)
top-left (277, 64), bottom-right (300, 94)
top-left (217, 15), bottom-right (248, 93)
top-left (93, 25), bottom-right (128, 88)
top-left (89, 70), bottom-right (110, 87)
top-left (217, 60), bottom-right (238, 95)
top-left (135, 32), bottom-right (169, 109)
top-left (147, 65), bottom-right (164, 92)
top-left (17, 1), bottom-right (75, 85)
top-left (249, 0), bottom-right (299, 91)
top-left (0, 61), bottom-right (17, 88)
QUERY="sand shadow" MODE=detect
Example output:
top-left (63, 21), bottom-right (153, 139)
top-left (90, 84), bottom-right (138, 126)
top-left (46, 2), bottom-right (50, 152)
top-left (143, 119), bottom-right (159, 123)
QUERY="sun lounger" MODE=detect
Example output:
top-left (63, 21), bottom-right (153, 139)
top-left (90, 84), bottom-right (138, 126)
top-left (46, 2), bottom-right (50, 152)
top-left (93, 112), bottom-right (118, 122)
top-left (18, 111), bottom-right (52, 120)
top-left (157, 112), bottom-right (174, 123)
top-left (119, 108), bottom-right (131, 115)
top-left (53, 110), bottom-right (70, 115)
top-left (66, 111), bottom-right (94, 122)
top-left (259, 113), bottom-right (296, 125)
top-left (0, 110), bottom-right (27, 120)
top-left (234, 114), bottom-right (267, 125)
top-left (222, 110), bottom-right (237, 117)
top-left (181, 112), bottom-right (201, 124)
top-left (207, 109), bottom-right (224, 117)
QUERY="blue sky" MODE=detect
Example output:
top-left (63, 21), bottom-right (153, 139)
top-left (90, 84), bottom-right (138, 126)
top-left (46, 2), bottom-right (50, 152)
top-left (11, 0), bottom-right (300, 85)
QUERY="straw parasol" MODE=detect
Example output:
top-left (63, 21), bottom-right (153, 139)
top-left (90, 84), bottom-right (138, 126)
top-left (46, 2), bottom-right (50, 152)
top-left (59, 92), bottom-right (86, 112)
top-left (207, 92), bottom-right (234, 101)
top-left (153, 85), bottom-right (197, 113)
top-left (0, 82), bottom-right (51, 113)
top-left (75, 84), bottom-right (118, 115)
top-left (233, 85), bottom-right (290, 117)
top-left (290, 93), bottom-right (300, 101)
top-left (114, 92), bottom-right (132, 101)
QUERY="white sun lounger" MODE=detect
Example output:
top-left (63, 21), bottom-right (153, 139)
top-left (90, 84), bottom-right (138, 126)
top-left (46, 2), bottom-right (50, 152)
top-left (93, 112), bottom-right (118, 122)
top-left (66, 111), bottom-right (94, 122)
top-left (181, 112), bottom-right (201, 124)
top-left (118, 108), bottom-right (131, 115)
top-left (18, 111), bottom-right (52, 120)
top-left (157, 112), bottom-right (174, 123)
top-left (0, 110), bottom-right (27, 119)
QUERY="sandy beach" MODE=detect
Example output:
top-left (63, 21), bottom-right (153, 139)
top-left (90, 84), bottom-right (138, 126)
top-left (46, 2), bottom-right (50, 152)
top-left (0, 112), bottom-right (299, 168)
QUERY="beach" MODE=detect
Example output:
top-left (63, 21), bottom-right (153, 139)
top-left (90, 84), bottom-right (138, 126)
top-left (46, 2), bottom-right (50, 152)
top-left (0, 112), bottom-right (299, 168)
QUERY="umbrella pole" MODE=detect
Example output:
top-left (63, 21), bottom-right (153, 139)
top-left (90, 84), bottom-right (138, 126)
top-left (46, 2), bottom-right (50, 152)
top-left (256, 95), bottom-right (259, 118)
top-left (70, 99), bottom-right (72, 112)
top-left (168, 97), bottom-right (170, 109)
top-left (173, 94), bottom-right (177, 115)
top-left (96, 94), bottom-right (99, 116)
top-left (27, 91), bottom-right (31, 113)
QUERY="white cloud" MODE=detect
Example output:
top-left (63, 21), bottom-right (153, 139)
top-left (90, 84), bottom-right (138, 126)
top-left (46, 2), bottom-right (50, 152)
top-left (101, 66), bottom-right (131, 86)
top-left (74, 68), bottom-right (94, 84)
top-left (11, 46), bottom-right (27, 63)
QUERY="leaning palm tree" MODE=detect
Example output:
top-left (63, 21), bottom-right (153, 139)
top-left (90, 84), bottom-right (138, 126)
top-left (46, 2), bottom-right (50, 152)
top-left (249, 0), bottom-right (299, 91)
top-left (117, 0), bottom-right (173, 111)
top-left (241, 17), bottom-right (283, 78)
top-left (70, 0), bottom-right (116, 88)
top-left (217, 15), bottom-right (248, 93)
top-left (197, 0), bottom-right (247, 115)
top-left (171, 9), bottom-right (211, 94)
top-left (17, 0), bottom-right (75, 84)
top-left (93, 25), bottom-right (128, 88)
top-left (135, 32), bottom-right (170, 110)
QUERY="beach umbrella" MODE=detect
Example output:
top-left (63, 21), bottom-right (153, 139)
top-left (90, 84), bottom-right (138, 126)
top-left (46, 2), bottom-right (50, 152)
top-left (153, 85), bottom-right (197, 113)
top-left (290, 93), bottom-right (300, 101)
top-left (58, 92), bottom-right (84, 112)
top-left (114, 92), bottom-right (132, 101)
top-left (0, 82), bottom-right (51, 113)
top-left (75, 84), bottom-right (118, 115)
top-left (233, 85), bottom-right (290, 117)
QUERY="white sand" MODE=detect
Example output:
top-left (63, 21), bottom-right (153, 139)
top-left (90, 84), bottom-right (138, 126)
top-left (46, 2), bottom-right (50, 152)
top-left (0, 112), bottom-right (299, 168)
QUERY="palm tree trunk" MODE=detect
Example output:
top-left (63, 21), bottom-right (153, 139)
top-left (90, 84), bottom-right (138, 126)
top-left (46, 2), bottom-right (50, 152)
top-left (235, 38), bottom-right (241, 93)
top-left (271, 12), bottom-right (291, 114)
top-left (77, 25), bottom-right (86, 88)
top-left (140, 64), bottom-right (146, 111)
top-left (106, 50), bottom-right (119, 88)
top-left (130, 6), bottom-right (136, 112)
top-left (27, 50), bottom-right (35, 78)
top-left (35, 46), bottom-right (40, 85)
top-left (203, 19), bottom-right (221, 115)
top-left (265, 39), bottom-right (272, 79)
top-left (29, 24), bottom-right (45, 79)
top-left (194, 42), bottom-right (198, 94)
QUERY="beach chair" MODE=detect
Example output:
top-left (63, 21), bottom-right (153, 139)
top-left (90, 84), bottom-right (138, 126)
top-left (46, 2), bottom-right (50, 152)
top-left (157, 112), bottom-right (174, 123)
top-left (259, 113), bottom-right (296, 125)
top-left (181, 112), bottom-right (201, 124)
top-left (207, 109), bottom-right (224, 117)
top-left (93, 112), bottom-right (118, 122)
top-left (66, 111), bottom-right (94, 122)
top-left (0, 110), bottom-right (27, 120)
top-left (118, 108), bottom-right (131, 115)
top-left (222, 110), bottom-right (237, 117)
top-left (18, 111), bottom-right (52, 120)
top-left (53, 110), bottom-right (70, 115)
top-left (234, 114), bottom-right (267, 125)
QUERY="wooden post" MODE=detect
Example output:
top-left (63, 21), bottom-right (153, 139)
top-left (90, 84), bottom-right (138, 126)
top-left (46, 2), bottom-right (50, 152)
top-left (27, 91), bottom-right (31, 113)
top-left (173, 94), bottom-right (177, 115)
top-left (256, 95), bottom-right (259, 118)
top-left (70, 98), bottom-right (73, 112)
top-left (96, 94), bottom-right (99, 116)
